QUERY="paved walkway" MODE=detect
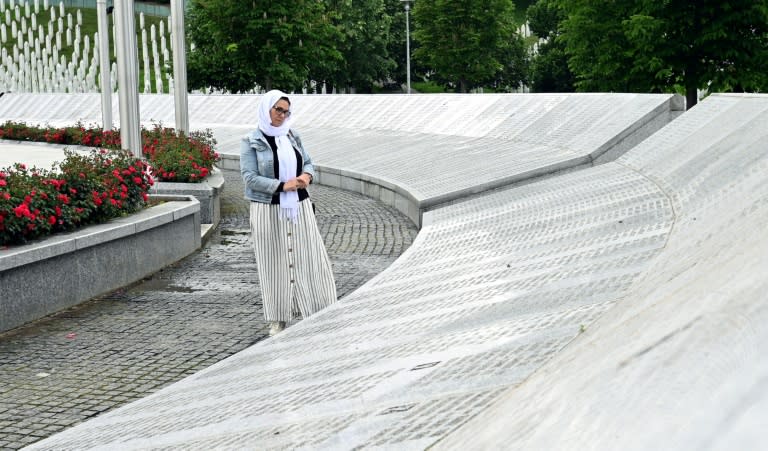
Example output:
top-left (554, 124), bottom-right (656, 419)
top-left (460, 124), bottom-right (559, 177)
top-left (0, 169), bottom-right (418, 450)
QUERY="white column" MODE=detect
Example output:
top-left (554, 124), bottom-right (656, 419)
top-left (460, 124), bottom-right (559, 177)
top-left (170, 0), bottom-right (188, 133)
top-left (114, 0), bottom-right (141, 157)
top-left (97, 0), bottom-right (111, 130)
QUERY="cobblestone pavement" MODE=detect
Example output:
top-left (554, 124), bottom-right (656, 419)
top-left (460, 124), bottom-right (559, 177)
top-left (0, 169), bottom-right (418, 451)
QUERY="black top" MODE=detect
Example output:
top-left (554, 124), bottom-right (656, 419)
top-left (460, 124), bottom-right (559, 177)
top-left (264, 135), bottom-right (309, 204)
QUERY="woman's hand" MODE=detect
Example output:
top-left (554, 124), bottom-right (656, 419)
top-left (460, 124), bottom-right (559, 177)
top-left (297, 173), bottom-right (312, 188)
top-left (286, 178), bottom-right (304, 191)
top-left (285, 174), bottom-right (312, 191)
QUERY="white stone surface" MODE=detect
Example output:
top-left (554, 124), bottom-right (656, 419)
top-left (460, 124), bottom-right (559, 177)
top-left (0, 92), bottom-right (678, 225)
top-left (434, 93), bottom-right (768, 450)
top-left (0, 140), bottom-right (89, 169)
top-left (10, 93), bottom-right (764, 449)
top-left (26, 160), bottom-right (676, 450)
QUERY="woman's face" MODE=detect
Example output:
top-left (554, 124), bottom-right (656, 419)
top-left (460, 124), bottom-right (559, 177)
top-left (270, 99), bottom-right (291, 127)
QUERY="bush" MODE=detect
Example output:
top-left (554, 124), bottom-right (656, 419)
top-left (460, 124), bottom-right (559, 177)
top-left (141, 125), bottom-right (218, 182)
top-left (0, 121), bottom-right (219, 183)
top-left (0, 149), bottom-right (152, 246)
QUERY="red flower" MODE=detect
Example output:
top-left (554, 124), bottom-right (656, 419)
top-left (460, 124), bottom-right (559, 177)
top-left (14, 204), bottom-right (30, 218)
top-left (0, 179), bottom-right (6, 187)
top-left (133, 176), bottom-right (143, 185)
top-left (48, 215), bottom-right (57, 225)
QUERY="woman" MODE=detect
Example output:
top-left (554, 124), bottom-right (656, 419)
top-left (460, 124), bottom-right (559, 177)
top-left (240, 90), bottom-right (337, 336)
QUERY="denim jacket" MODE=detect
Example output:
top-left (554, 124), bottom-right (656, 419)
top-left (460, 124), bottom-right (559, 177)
top-left (240, 128), bottom-right (315, 204)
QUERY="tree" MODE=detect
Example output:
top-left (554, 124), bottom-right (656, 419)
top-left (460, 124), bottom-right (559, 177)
top-left (559, 0), bottom-right (768, 108)
top-left (557, 0), bottom-right (645, 93)
top-left (413, 0), bottom-right (524, 92)
top-left (186, 0), bottom-right (342, 93)
top-left (322, 0), bottom-right (396, 93)
top-left (625, 0), bottom-right (768, 108)
top-left (526, 0), bottom-right (574, 92)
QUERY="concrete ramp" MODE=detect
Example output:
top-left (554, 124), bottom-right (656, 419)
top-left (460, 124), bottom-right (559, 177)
top-left (0, 93), bottom-right (680, 226)
top-left (436, 93), bottom-right (768, 450)
top-left (25, 160), bottom-right (677, 450)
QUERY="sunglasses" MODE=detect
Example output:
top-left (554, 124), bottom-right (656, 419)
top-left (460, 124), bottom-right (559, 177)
top-left (272, 106), bottom-right (292, 117)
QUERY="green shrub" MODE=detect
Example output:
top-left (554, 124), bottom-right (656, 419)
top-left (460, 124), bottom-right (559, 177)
top-left (0, 149), bottom-right (152, 246)
top-left (0, 121), bottom-right (219, 183)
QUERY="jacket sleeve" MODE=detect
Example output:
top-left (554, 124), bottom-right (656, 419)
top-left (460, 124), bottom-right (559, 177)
top-left (240, 135), bottom-right (281, 194)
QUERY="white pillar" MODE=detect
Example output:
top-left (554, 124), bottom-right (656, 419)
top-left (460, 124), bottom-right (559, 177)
top-left (170, 0), bottom-right (188, 133)
top-left (114, 0), bottom-right (141, 157)
top-left (95, 0), bottom-right (113, 122)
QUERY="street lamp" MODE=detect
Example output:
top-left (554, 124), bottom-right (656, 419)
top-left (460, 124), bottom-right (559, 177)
top-left (401, 0), bottom-right (412, 94)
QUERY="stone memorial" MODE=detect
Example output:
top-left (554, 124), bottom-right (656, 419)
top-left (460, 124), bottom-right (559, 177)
top-left (17, 93), bottom-right (764, 450)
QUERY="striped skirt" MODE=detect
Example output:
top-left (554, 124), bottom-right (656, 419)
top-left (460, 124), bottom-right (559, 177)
top-left (249, 199), bottom-right (338, 322)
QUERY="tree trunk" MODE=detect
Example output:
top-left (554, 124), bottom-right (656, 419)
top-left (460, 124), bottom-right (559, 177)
top-left (686, 85), bottom-right (698, 110)
top-left (684, 69), bottom-right (698, 110)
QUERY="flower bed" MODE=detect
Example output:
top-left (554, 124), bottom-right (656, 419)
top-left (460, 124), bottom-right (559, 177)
top-left (0, 122), bottom-right (222, 246)
top-left (0, 121), bottom-right (219, 183)
top-left (0, 149), bottom-right (152, 246)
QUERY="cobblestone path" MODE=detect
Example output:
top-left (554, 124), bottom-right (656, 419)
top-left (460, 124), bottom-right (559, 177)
top-left (0, 169), bottom-right (418, 450)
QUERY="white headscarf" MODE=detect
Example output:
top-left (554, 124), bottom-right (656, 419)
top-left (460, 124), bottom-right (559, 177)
top-left (258, 90), bottom-right (299, 223)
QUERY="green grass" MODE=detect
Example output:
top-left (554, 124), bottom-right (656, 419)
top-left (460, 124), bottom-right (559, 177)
top-left (2, 5), bottom-right (170, 93)
top-left (412, 81), bottom-right (446, 93)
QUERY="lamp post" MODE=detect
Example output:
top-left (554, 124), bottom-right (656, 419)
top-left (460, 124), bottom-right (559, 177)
top-left (401, 0), bottom-right (412, 94)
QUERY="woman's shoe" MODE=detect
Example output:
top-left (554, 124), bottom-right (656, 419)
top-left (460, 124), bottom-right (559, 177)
top-left (269, 321), bottom-right (286, 336)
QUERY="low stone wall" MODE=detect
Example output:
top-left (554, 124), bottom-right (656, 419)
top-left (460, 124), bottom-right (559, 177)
top-left (152, 167), bottom-right (224, 227)
top-left (0, 195), bottom-right (201, 334)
